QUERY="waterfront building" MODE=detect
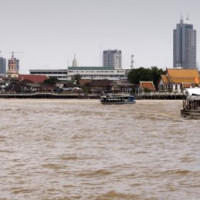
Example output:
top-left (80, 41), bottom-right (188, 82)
top-left (159, 68), bottom-right (200, 93)
top-left (173, 17), bottom-right (196, 69)
top-left (29, 69), bottom-right (68, 81)
top-left (67, 66), bottom-right (126, 80)
top-left (139, 81), bottom-right (156, 92)
top-left (19, 74), bottom-right (48, 83)
top-left (7, 53), bottom-right (19, 78)
top-left (0, 57), bottom-right (6, 75)
top-left (103, 50), bottom-right (122, 69)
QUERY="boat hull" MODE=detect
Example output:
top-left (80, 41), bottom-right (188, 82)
top-left (101, 101), bottom-right (135, 105)
top-left (181, 109), bottom-right (200, 119)
top-left (100, 94), bottom-right (135, 105)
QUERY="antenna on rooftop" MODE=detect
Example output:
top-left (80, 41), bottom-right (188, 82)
top-left (180, 13), bottom-right (183, 23)
top-left (9, 51), bottom-right (24, 57)
top-left (186, 13), bottom-right (189, 21)
top-left (131, 55), bottom-right (134, 69)
top-left (99, 45), bottom-right (102, 66)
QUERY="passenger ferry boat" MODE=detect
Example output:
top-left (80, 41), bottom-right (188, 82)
top-left (181, 87), bottom-right (200, 119)
top-left (100, 94), bottom-right (136, 105)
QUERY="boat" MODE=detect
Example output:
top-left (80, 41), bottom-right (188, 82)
top-left (181, 87), bottom-right (200, 119)
top-left (100, 94), bottom-right (136, 105)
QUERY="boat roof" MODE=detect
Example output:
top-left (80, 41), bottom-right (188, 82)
top-left (186, 87), bottom-right (200, 96)
top-left (101, 94), bottom-right (134, 98)
top-left (188, 95), bottom-right (200, 101)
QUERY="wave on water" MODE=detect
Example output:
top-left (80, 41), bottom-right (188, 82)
top-left (1, 99), bottom-right (200, 200)
top-left (78, 169), bottom-right (114, 178)
top-left (96, 190), bottom-right (142, 200)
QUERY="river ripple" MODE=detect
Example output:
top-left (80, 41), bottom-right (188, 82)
top-left (0, 99), bottom-right (200, 200)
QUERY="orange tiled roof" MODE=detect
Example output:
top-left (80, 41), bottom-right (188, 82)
top-left (167, 68), bottom-right (200, 84)
top-left (140, 81), bottom-right (156, 91)
top-left (167, 68), bottom-right (199, 77)
top-left (161, 75), bottom-right (170, 84)
top-left (170, 77), bottom-right (195, 83)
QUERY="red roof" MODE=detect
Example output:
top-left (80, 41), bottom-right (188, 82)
top-left (140, 81), bottom-right (156, 91)
top-left (19, 74), bottom-right (48, 83)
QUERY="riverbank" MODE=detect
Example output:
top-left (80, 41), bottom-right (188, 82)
top-left (0, 93), bottom-right (187, 99)
top-left (0, 93), bottom-right (98, 99)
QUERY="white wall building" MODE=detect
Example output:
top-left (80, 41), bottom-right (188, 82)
top-left (68, 66), bottom-right (126, 80)
top-left (29, 69), bottom-right (68, 81)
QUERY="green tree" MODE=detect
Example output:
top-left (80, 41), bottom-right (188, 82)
top-left (128, 67), bottom-right (165, 89)
top-left (72, 74), bottom-right (81, 85)
top-left (44, 77), bottom-right (59, 85)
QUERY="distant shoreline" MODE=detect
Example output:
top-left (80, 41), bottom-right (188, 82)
top-left (0, 93), bottom-right (99, 99)
top-left (0, 93), bottom-right (186, 100)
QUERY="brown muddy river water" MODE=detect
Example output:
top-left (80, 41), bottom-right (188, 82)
top-left (0, 99), bottom-right (200, 200)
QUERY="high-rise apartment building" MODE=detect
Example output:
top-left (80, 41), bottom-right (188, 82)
top-left (0, 57), bottom-right (6, 75)
top-left (173, 17), bottom-right (196, 69)
top-left (103, 50), bottom-right (122, 69)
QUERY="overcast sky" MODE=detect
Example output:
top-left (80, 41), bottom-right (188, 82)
top-left (0, 0), bottom-right (200, 73)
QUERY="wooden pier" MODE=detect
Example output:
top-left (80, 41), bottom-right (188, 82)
top-left (0, 92), bottom-right (186, 99)
top-left (136, 92), bottom-right (186, 100)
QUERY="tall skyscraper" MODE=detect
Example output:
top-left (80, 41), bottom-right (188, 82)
top-left (173, 17), bottom-right (196, 69)
top-left (0, 57), bottom-right (6, 75)
top-left (103, 49), bottom-right (122, 69)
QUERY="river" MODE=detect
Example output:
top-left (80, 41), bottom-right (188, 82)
top-left (0, 99), bottom-right (200, 200)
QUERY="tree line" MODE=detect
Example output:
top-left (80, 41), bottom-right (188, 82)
top-left (128, 66), bottom-right (166, 89)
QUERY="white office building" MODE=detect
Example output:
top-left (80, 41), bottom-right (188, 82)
top-left (29, 69), bottom-right (68, 81)
top-left (68, 66), bottom-right (126, 80)
top-left (103, 50), bottom-right (122, 69)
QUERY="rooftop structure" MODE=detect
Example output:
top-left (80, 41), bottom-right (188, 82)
top-left (7, 53), bottom-right (19, 78)
top-left (72, 55), bottom-right (78, 67)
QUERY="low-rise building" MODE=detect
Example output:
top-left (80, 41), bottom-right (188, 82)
top-left (68, 66), bottom-right (126, 80)
top-left (79, 79), bottom-right (113, 94)
top-left (19, 74), bottom-right (48, 83)
top-left (139, 81), bottom-right (156, 92)
top-left (29, 69), bottom-right (68, 81)
top-left (159, 68), bottom-right (200, 93)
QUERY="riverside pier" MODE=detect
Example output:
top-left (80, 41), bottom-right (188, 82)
top-left (0, 93), bottom-right (186, 99)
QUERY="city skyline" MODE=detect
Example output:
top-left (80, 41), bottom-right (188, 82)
top-left (0, 0), bottom-right (200, 73)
